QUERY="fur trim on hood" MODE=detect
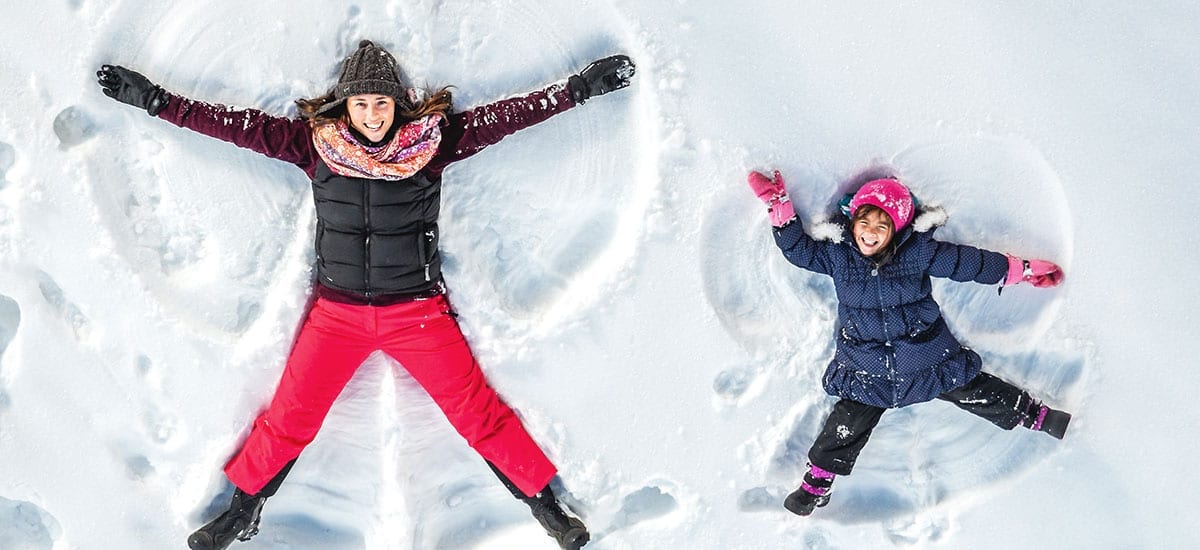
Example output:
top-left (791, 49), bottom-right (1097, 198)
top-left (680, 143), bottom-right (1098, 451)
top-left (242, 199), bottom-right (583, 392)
top-left (809, 204), bottom-right (948, 243)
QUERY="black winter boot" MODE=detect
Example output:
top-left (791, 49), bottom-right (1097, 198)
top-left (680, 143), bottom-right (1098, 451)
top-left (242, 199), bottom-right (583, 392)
top-left (525, 487), bottom-right (590, 550)
top-left (1022, 401), bottom-right (1072, 440)
top-left (784, 463), bottom-right (835, 516)
top-left (187, 489), bottom-right (266, 550)
top-left (486, 461), bottom-right (589, 549)
top-left (784, 488), bottom-right (830, 516)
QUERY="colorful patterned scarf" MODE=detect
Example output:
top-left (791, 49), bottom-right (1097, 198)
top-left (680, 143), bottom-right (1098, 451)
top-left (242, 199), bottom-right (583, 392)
top-left (312, 114), bottom-right (443, 180)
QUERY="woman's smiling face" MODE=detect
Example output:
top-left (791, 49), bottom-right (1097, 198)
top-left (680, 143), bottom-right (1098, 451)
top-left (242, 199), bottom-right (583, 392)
top-left (852, 207), bottom-right (895, 257)
top-left (346, 94), bottom-right (395, 142)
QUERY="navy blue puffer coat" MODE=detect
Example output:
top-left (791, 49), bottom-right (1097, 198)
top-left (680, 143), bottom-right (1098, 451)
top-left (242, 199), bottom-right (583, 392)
top-left (773, 215), bottom-right (1008, 408)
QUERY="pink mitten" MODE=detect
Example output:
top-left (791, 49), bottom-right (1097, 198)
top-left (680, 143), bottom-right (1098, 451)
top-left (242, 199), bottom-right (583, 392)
top-left (1005, 255), bottom-right (1064, 288)
top-left (747, 170), bottom-right (795, 227)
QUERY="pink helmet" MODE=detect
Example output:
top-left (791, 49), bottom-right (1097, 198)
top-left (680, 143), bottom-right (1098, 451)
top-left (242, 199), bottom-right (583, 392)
top-left (848, 178), bottom-right (915, 231)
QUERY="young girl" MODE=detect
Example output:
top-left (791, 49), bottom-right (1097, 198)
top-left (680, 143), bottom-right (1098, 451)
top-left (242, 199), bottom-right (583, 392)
top-left (97, 40), bottom-right (634, 549)
top-left (745, 170), bottom-right (1070, 516)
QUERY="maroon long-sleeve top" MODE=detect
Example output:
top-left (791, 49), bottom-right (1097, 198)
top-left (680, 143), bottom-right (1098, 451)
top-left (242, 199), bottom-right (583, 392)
top-left (152, 82), bottom-right (579, 301)
top-left (155, 83), bottom-right (578, 179)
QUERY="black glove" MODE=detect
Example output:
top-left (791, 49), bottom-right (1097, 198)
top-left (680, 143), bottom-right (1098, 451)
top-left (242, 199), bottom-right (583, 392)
top-left (97, 65), bottom-right (169, 116)
top-left (567, 55), bottom-right (635, 104)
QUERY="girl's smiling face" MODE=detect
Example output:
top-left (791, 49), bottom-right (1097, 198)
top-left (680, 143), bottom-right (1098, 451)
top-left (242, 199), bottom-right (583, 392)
top-left (852, 207), bottom-right (895, 257)
top-left (346, 94), bottom-right (395, 142)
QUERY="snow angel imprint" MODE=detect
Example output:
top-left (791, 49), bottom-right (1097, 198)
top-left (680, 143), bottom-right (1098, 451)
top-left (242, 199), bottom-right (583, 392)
top-left (97, 40), bottom-right (636, 550)
top-left (745, 169), bottom-right (1070, 517)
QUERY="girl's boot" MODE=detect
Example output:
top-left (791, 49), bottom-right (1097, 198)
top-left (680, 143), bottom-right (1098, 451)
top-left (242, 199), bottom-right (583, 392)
top-left (784, 464), bottom-right (835, 516)
top-left (523, 486), bottom-right (590, 549)
top-left (186, 488), bottom-right (266, 550)
top-left (1022, 400), bottom-right (1072, 439)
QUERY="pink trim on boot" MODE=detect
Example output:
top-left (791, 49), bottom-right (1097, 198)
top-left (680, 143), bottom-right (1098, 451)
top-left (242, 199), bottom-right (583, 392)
top-left (809, 465), bottom-right (836, 480)
top-left (800, 482), bottom-right (829, 496)
top-left (801, 464), bottom-right (836, 496)
top-left (1029, 405), bottom-right (1049, 432)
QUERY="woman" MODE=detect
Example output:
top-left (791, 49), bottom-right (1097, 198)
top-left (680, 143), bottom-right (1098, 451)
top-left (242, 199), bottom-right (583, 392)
top-left (97, 40), bottom-right (634, 550)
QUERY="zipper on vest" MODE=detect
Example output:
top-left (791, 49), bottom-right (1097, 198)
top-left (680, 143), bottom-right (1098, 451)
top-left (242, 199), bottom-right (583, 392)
top-left (423, 229), bottom-right (435, 281)
top-left (362, 183), bottom-right (372, 297)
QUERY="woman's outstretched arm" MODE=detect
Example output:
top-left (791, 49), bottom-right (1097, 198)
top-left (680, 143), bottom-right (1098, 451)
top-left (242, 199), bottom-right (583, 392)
top-left (98, 65), bottom-right (319, 177)
top-left (429, 55), bottom-right (635, 173)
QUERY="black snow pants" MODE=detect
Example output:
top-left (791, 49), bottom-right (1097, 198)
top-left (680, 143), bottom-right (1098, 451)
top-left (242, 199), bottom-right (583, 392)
top-left (807, 372), bottom-right (1036, 475)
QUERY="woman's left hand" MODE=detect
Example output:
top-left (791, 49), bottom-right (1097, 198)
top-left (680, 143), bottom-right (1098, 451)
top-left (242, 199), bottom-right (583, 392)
top-left (568, 55), bottom-right (636, 104)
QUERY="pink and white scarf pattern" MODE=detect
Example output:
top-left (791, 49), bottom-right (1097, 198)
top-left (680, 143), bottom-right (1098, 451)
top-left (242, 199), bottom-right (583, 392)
top-left (312, 113), bottom-right (444, 180)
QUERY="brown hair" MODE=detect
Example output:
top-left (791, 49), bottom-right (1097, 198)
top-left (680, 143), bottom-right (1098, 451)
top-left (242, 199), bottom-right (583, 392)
top-left (295, 86), bottom-right (455, 127)
top-left (851, 204), bottom-right (894, 230)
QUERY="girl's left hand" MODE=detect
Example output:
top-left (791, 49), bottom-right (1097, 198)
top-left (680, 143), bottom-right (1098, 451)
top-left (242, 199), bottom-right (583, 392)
top-left (1005, 256), bottom-right (1064, 288)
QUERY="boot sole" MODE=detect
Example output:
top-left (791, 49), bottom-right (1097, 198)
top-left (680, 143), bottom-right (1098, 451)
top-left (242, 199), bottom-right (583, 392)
top-left (560, 526), bottom-right (589, 549)
top-left (783, 492), bottom-right (829, 516)
top-left (187, 532), bottom-right (215, 550)
top-left (1043, 410), bottom-right (1071, 439)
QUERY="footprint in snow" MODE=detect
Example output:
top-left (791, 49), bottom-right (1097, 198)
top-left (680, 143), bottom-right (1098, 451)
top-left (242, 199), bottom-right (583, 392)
top-left (52, 105), bottom-right (98, 149)
top-left (589, 484), bottom-right (679, 544)
top-left (0, 497), bottom-right (61, 550)
top-left (0, 294), bottom-right (16, 412)
top-left (35, 271), bottom-right (89, 341)
top-left (0, 293), bottom-right (18, 359)
top-left (0, 140), bottom-right (14, 190)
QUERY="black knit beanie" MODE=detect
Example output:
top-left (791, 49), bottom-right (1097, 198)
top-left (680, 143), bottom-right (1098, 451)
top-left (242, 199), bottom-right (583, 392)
top-left (316, 40), bottom-right (405, 114)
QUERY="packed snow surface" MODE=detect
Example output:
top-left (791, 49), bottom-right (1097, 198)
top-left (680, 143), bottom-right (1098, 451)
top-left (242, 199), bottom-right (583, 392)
top-left (2, 1), bottom-right (1198, 549)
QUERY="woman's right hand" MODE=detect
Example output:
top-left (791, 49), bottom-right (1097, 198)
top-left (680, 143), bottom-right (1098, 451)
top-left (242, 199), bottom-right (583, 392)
top-left (97, 65), bottom-right (169, 116)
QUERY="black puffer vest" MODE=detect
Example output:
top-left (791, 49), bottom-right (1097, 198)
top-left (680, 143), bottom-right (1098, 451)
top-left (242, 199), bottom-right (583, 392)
top-left (311, 161), bottom-right (442, 298)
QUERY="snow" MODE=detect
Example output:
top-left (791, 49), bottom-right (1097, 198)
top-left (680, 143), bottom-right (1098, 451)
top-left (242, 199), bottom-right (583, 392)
top-left (1, 1), bottom-right (1198, 549)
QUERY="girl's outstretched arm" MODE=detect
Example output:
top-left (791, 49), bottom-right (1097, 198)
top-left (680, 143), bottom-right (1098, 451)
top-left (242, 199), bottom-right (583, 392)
top-left (747, 170), bottom-right (835, 275)
top-left (927, 239), bottom-right (1012, 284)
top-left (928, 238), bottom-right (1064, 289)
top-left (773, 220), bottom-right (836, 275)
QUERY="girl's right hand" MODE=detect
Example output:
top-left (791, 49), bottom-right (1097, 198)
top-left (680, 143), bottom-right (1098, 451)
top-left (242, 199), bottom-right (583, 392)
top-left (747, 170), bottom-right (785, 203)
top-left (747, 170), bottom-right (795, 227)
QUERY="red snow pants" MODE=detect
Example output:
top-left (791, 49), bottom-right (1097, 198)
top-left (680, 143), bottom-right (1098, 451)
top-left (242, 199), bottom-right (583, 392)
top-left (223, 293), bottom-right (557, 497)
